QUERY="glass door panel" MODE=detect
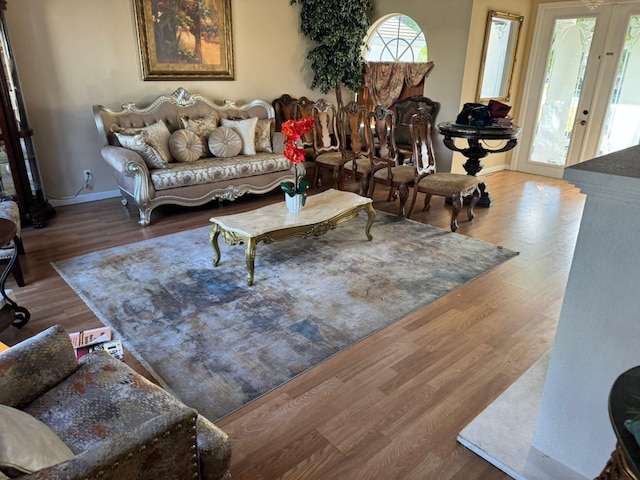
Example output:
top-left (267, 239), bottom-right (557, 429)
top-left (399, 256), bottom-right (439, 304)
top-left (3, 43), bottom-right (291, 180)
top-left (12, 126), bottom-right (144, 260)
top-left (529, 18), bottom-right (596, 167)
top-left (598, 15), bottom-right (640, 156)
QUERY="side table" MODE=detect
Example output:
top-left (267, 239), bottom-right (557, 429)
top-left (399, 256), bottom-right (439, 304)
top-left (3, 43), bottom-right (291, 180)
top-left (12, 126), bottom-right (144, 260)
top-left (0, 218), bottom-right (29, 333)
top-left (438, 121), bottom-right (521, 207)
top-left (596, 366), bottom-right (640, 479)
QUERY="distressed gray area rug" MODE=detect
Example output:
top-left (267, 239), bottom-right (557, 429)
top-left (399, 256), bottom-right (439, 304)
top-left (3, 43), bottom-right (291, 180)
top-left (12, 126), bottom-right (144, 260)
top-left (53, 211), bottom-right (517, 421)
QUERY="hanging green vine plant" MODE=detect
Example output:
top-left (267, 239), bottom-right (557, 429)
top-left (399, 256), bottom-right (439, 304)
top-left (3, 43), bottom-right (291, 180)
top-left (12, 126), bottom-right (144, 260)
top-left (290, 0), bottom-right (371, 109)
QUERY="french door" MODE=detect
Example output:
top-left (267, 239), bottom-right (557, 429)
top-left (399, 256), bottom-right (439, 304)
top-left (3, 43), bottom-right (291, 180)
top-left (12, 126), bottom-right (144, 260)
top-left (514, 1), bottom-right (640, 177)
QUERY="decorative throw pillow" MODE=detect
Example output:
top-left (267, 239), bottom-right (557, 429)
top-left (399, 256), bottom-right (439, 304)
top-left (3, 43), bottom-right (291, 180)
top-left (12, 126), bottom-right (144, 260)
top-left (169, 129), bottom-right (202, 163)
top-left (179, 114), bottom-right (219, 157)
top-left (208, 126), bottom-right (242, 158)
top-left (221, 117), bottom-right (258, 156)
top-left (0, 405), bottom-right (74, 476)
top-left (111, 120), bottom-right (173, 169)
top-left (254, 118), bottom-right (274, 153)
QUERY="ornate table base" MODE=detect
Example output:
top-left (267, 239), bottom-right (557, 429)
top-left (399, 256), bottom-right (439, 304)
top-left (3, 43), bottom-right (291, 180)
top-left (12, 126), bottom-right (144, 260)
top-left (438, 122), bottom-right (521, 208)
top-left (209, 189), bottom-right (375, 286)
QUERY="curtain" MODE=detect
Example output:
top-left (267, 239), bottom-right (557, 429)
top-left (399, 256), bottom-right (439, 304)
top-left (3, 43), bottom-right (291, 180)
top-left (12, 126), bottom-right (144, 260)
top-left (364, 62), bottom-right (435, 107)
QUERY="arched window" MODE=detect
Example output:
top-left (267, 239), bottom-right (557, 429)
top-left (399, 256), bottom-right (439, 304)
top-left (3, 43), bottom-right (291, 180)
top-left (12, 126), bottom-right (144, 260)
top-left (359, 14), bottom-right (433, 110)
top-left (365, 14), bottom-right (428, 62)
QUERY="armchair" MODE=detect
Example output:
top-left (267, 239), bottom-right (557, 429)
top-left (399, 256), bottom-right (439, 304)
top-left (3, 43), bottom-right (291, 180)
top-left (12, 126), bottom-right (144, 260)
top-left (0, 325), bottom-right (231, 479)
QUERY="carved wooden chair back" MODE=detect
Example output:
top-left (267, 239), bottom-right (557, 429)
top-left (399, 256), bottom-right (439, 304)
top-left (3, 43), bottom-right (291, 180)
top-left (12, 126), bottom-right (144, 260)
top-left (410, 108), bottom-right (437, 176)
top-left (310, 98), bottom-right (344, 188)
top-left (310, 98), bottom-right (340, 155)
top-left (338, 101), bottom-right (370, 193)
top-left (392, 95), bottom-right (441, 163)
top-left (272, 94), bottom-right (297, 131)
top-left (338, 101), bottom-right (367, 157)
top-left (407, 109), bottom-right (480, 231)
top-left (292, 96), bottom-right (315, 147)
top-left (365, 104), bottom-right (398, 175)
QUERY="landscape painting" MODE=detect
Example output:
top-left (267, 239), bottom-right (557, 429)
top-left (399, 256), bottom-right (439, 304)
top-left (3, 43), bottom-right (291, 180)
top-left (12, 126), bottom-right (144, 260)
top-left (134, 0), bottom-right (234, 80)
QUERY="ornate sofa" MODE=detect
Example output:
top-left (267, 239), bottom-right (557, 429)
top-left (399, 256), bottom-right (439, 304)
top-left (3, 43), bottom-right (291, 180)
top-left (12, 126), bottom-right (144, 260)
top-left (0, 325), bottom-right (231, 479)
top-left (93, 88), bottom-right (299, 226)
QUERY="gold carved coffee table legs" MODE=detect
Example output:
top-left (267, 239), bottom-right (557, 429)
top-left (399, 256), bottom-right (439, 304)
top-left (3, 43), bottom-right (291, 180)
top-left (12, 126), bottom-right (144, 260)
top-left (209, 226), bottom-right (258, 286)
top-left (210, 202), bottom-right (375, 287)
top-left (363, 203), bottom-right (375, 241)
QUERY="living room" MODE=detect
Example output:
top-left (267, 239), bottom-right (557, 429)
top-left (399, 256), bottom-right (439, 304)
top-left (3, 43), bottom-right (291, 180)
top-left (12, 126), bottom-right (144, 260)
top-left (0, 0), bottom-right (636, 479)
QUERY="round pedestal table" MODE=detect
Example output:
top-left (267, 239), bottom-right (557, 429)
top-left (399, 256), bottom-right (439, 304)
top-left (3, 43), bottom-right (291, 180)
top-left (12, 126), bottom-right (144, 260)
top-left (438, 121), bottom-right (521, 207)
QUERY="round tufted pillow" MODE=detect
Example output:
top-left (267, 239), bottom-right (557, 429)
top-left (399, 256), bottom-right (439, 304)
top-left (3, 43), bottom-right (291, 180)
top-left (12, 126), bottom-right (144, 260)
top-left (208, 126), bottom-right (242, 158)
top-left (169, 129), bottom-right (203, 163)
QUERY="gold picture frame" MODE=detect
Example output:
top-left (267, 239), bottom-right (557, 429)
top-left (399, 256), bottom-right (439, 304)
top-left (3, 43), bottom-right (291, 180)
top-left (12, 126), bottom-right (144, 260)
top-left (133, 0), bottom-right (234, 81)
top-left (477, 11), bottom-right (523, 102)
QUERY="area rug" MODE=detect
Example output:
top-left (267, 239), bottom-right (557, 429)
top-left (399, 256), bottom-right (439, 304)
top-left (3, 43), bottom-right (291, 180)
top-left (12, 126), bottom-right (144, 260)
top-left (52, 211), bottom-right (517, 421)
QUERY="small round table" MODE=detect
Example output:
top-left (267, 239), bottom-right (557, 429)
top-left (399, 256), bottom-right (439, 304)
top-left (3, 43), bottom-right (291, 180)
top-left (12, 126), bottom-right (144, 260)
top-left (438, 121), bottom-right (521, 207)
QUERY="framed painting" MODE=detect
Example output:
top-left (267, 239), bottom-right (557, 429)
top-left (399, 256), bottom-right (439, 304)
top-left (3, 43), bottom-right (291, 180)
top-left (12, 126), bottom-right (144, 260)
top-left (133, 0), bottom-right (234, 80)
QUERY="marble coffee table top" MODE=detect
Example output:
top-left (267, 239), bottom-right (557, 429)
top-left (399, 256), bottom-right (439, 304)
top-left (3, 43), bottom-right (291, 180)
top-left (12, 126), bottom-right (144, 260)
top-left (209, 189), bottom-right (373, 237)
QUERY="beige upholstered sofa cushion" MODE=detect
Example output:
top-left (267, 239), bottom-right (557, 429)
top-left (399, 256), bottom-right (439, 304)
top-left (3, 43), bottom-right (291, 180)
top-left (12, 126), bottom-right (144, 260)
top-left (179, 114), bottom-right (219, 157)
top-left (169, 129), bottom-right (202, 163)
top-left (255, 118), bottom-right (274, 153)
top-left (111, 120), bottom-right (173, 169)
top-left (208, 126), bottom-right (242, 158)
top-left (221, 117), bottom-right (258, 155)
top-left (150, 153), bottom-right (291, 191)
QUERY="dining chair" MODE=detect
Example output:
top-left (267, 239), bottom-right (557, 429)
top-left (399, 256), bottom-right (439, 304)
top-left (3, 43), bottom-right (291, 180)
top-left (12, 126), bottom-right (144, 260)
top-left (366, 105), bottom-right (415, 216)
top-left (338, 101), bottom-right (370, 195)
top-left (407, 109), bottom-right (480, 232)
top-left (310, 98), bottom-right (343, 188)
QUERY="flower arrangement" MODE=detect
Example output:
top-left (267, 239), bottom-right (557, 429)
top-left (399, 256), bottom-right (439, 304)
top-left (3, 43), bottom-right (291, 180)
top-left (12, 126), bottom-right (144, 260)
top-left (280, 117), bottom-right (315, 202)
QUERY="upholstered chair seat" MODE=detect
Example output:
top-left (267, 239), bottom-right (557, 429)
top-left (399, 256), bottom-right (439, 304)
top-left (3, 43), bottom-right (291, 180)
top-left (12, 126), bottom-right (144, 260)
top-left (373, 164), bottom-right (415, 184)
top-left (417, 172), bottom-right (478, 193)
top-left (316, 151), bottom-right (343, 166)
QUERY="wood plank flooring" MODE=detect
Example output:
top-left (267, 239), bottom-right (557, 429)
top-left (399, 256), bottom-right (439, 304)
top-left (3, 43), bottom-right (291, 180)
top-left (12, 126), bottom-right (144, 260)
top-left (0, 170), bottom-right (586, 479)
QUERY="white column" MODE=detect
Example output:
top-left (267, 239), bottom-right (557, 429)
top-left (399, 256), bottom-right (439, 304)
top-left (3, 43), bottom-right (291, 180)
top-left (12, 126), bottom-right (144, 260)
top-left (532, 144), bottom-right (640, 477)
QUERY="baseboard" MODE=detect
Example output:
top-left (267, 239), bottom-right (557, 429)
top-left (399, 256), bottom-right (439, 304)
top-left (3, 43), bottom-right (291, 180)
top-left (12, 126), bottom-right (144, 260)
top-left (479, 164), bottom-right (508, 175)
top-left (48, 189), bottom-right (121, 207)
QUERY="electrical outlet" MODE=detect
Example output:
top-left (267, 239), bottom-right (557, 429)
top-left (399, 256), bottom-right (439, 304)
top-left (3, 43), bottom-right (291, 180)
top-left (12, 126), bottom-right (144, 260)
top-left (83, 169), bottom-right (92, 182)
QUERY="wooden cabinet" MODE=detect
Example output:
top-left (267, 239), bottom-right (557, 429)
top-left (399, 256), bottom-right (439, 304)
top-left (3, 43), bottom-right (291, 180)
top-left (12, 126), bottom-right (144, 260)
top-left (0, 0), bottom-right (53, 227)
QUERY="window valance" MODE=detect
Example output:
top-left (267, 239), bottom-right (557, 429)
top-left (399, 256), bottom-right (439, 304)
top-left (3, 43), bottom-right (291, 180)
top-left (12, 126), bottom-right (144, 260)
top-left (364, 62), bottom-right (435, 107)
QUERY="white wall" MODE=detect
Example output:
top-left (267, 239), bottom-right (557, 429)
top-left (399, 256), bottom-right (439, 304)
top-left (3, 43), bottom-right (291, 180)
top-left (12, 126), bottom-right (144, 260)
top-left (372, 0), bottom-right (474, 172)
top-left (7, 0), bottom-right (473, 202)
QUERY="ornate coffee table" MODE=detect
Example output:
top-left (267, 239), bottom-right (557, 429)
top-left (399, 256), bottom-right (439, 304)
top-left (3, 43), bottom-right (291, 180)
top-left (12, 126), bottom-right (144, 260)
top-left (209, 189), bottom-right (375, 285)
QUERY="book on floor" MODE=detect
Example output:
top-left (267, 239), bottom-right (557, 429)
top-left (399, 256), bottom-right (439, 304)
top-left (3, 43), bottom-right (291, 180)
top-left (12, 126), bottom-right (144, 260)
top-left (68, 327), bottom-right (124, 361)
top-left (69, 326), bottom-right (112, 349)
